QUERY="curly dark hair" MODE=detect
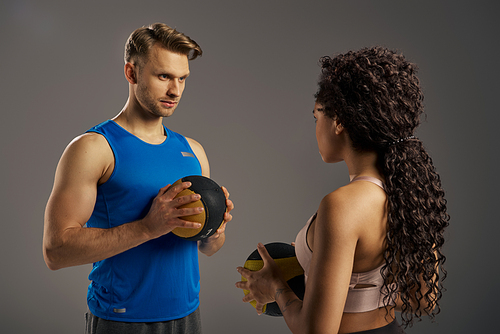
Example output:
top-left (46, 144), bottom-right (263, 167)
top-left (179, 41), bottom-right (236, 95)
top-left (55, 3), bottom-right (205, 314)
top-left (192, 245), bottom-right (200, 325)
top-left (315, 46), bottom-right (449, 328)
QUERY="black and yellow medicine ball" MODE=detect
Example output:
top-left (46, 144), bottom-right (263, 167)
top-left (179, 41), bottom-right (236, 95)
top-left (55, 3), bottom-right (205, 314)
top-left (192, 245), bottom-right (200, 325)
top-left (171, 175), bottom-right (226, 241)
top-left (242, 242), bottom-right (305, 316)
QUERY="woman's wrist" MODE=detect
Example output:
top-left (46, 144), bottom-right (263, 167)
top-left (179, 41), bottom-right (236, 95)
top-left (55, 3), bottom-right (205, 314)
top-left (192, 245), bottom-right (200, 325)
top-left (272, 279), bottom-right (291, 301)
top-left (274, 283), bottom-right (302, 316)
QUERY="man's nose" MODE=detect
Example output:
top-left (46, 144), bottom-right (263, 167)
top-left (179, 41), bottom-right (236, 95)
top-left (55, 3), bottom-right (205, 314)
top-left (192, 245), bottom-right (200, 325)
top-left (167, 80), bottom-right (181, 97)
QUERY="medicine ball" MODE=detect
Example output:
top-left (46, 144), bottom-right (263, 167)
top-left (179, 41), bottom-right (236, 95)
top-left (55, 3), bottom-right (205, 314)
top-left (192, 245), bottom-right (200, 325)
top-left (171, 175), bottom-right (226, 241)
top-left (242, 242), bottom-right (305, 316)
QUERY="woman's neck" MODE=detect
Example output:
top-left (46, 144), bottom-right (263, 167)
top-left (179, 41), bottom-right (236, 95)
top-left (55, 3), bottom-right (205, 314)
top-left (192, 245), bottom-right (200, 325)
top-left (345, 149), bottom-right (383, 182)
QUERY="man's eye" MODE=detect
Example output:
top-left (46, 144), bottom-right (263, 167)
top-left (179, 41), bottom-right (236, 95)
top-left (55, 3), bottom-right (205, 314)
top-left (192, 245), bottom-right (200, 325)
top-left (159, 74), bottom-right (169, 79)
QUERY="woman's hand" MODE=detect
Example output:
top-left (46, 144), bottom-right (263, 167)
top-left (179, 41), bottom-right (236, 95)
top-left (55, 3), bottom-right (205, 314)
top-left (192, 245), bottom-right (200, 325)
top-left (235, 243), bottom-right (287, 315)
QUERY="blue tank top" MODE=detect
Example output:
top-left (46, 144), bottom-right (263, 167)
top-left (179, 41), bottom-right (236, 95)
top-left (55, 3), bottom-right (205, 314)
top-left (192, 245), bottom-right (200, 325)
top-left (85, 120), bottom-right (202, 322)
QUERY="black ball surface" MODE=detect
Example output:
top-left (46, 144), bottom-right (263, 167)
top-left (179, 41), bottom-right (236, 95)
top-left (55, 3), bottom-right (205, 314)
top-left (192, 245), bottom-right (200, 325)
top-left (172, 175), bottom-right (226, 241)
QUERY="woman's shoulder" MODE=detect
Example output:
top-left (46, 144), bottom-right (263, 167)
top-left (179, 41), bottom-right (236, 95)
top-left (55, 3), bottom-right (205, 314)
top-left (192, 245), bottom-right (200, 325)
top-left (323, 180), bottom-right (384, 207)
top-left (318, 181), bottom-right (386, 231)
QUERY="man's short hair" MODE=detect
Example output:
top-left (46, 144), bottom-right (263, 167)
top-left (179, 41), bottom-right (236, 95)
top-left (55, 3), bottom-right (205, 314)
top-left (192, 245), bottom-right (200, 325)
top-left (124, 23), bottom-right (202, 66)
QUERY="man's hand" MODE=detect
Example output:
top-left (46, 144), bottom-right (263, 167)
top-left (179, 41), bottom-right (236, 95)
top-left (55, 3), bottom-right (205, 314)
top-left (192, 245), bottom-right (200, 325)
top-left (198, 186), bottom-right (233, 256)
top-left (140, 181), bottom-right (206, 239)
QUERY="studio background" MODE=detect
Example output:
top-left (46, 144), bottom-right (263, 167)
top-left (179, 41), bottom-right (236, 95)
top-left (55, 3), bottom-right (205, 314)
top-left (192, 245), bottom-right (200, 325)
top-left (1, 0), bottom-right (498, 333)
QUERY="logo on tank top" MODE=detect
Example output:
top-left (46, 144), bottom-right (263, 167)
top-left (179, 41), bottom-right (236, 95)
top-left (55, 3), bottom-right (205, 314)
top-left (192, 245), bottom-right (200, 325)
top-left (181, 152), bottom-right (195, 158)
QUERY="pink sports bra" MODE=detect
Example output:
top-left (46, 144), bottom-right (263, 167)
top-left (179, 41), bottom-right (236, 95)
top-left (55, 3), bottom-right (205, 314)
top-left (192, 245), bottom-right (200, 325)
top-left (294, 176), bottom-right (396, 313)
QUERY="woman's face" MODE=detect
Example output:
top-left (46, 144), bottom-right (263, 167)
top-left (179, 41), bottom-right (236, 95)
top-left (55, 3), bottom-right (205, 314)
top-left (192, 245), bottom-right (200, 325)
top-left (313, 102), bottom-right (343, 163)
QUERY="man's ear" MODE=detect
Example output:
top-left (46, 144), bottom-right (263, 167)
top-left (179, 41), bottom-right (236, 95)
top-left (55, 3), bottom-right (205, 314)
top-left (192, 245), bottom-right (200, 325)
top-left (124, 62), bottom-right (137, 84)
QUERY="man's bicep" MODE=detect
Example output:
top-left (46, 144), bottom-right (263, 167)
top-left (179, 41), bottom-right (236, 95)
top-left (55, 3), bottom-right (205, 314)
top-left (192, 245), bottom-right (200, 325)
top-left (45, 134), bottom-right (111, 231)
top-left (186, 137), bottom-right (210, 178)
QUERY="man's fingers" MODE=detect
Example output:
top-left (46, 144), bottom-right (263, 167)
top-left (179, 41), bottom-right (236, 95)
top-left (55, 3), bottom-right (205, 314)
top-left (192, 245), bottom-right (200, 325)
top-left (161, 181), bottom-right (192, 200)
top-left (172, 194), bottom-right (203, 211)
top-left (157, 184), bottom-right (172, 195)
top-left (217, 222), bottom-right (227, 234)
top-left (221, 186), bottom-right (229, 199)
top-left (175, 218), bottom-right (202, 229)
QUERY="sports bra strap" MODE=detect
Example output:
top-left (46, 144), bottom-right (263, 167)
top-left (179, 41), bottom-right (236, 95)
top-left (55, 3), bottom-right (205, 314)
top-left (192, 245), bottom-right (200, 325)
top-left (350, 176), bottom-right (385, 190)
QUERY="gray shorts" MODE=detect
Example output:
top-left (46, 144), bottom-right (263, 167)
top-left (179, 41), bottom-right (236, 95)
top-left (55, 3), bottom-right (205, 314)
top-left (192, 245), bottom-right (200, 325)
top-left (85, 307), bottom-right (201, 334)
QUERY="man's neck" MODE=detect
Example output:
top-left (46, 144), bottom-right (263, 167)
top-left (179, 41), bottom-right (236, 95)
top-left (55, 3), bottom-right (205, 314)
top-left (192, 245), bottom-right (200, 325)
top-left (112, 104), bottom-right (167, 145)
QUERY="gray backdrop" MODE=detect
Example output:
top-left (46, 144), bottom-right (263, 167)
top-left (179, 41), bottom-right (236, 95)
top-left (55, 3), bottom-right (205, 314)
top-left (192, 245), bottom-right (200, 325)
top-left (1, 0), bottom-right (498, 333)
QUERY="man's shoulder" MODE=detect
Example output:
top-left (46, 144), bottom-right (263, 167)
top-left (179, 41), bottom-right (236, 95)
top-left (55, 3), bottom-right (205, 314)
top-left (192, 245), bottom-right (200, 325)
top-left (63, 131), bottom-right (113, 163)
top-left (184, 136), bottom-right (201, 148)
top-left (54, 130), bottom-right (114, 186)
top-left (70, 131), bottom-right (109, 148)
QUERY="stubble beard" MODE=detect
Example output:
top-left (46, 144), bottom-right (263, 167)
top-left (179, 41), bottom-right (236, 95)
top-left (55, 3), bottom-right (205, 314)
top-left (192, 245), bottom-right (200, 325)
top-left (137, 83), bottom-right (178, 118)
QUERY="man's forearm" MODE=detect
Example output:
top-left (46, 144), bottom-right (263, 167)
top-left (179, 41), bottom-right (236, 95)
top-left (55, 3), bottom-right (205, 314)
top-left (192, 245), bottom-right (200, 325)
top-left (43, 220), bottom-right (150, 270)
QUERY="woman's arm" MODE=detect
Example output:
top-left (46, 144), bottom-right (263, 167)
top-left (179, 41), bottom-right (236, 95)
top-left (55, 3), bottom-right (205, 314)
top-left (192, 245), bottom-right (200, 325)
top-left (237, 189), bottom-right (362, 333)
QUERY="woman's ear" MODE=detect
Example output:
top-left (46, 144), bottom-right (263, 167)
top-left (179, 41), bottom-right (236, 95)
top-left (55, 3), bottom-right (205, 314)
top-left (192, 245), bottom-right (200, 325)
top-left (124, 62), bottom-right (137, 84)
top-left (334, 120), bottom-right (344, 135)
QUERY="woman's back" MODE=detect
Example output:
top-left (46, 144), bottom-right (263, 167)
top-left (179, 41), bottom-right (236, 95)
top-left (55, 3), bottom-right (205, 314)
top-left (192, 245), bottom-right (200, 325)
top-left (302, 176), bottom-right (394, 333)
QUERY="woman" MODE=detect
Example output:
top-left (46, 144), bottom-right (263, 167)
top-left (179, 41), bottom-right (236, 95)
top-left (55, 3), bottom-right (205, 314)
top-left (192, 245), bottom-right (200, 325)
top-left (236, 46), bottom-right (448, 334)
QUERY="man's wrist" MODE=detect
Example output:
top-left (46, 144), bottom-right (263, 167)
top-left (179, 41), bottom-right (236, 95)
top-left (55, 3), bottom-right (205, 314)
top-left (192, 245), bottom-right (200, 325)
top-left (200, 231), bottom-right (224, 244)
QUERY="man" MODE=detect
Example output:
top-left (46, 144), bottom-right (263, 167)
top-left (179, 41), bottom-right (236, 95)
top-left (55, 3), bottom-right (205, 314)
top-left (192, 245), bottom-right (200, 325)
top-left (43, 23), bottom-right (233, 334)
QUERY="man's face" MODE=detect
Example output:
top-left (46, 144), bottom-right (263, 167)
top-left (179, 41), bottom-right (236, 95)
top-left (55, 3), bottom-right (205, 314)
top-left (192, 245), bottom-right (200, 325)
top-left (134, 43), bottom-right (190, 118)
